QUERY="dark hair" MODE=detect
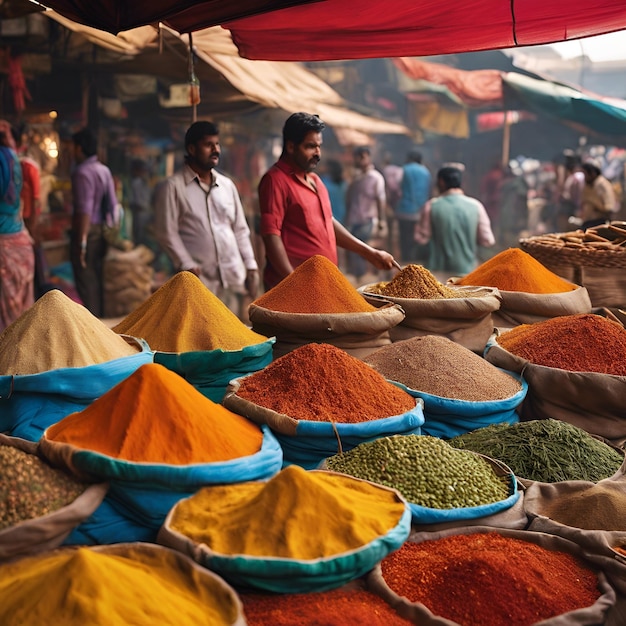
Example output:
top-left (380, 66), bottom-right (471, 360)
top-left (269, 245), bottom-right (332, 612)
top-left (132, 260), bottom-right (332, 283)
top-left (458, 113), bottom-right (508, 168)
top-left (582, 161), bottom-right (601, 177)
top-left (326, 159), bottom-right (344, 184)
top-left (407, 149), bottom-right (423, 164)
top-left (282, 112), bottom-right (325, 148)
top-left (72, 128), bottom-right (98, 157)
top-left (353, 145), bottom-right (370, 158)
top-left (437, 166), bottom-right (463, 190)
top-left (185, 121), bottom-right (219, 149)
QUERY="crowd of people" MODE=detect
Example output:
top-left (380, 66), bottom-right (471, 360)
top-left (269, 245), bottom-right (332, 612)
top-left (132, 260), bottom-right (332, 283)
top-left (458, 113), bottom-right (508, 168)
top-left (2, 111), bottom-right (625, 328)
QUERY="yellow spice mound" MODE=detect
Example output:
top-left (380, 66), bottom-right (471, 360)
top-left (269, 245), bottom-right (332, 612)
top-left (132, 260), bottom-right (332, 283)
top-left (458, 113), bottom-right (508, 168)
top-left (0, 546), bottom-right (238, 625)
top-left (169, 464), bottom-right (406, 559)
top-left (44, 363), bottom-right (263, 464)
top-left (0, 289), bottom-right (139, 375)
top-left (457, 248), bottom-right (577, 294)
top-left (112, 271), bottom-right (268, 352)
top-left (253, 255), bottom-right (376, 313)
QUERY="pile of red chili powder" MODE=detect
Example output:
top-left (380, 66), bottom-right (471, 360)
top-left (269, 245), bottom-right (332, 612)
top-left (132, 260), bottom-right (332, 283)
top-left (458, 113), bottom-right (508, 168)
top-left (381, 532), bottom-right (601, 626)
top-left (240, 585), bottom-right (412, 625)
top-left (496, 313), bottom-right (626, 375)
top-left (235, 343), bottom-right (415, 423)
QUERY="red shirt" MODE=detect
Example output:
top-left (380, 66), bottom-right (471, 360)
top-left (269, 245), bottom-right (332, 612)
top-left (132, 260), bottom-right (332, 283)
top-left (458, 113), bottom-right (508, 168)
top-left (20, 157), bottom-right (41, 220)
top-left (259, 156), bottom-right (337, 288)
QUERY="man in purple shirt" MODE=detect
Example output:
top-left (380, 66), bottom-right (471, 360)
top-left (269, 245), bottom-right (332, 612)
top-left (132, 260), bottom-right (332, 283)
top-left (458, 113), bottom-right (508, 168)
top-left (70, 127), bottom-right (117, 317)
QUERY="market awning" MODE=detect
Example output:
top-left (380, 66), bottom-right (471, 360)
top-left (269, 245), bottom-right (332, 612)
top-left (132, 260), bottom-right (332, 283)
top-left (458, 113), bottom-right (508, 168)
top-left (502, 72), bottom-right (626, 139)
top-left (44, 12), bottom-right (411, 140)
top-left (224, 0), bottom-right (626, 61)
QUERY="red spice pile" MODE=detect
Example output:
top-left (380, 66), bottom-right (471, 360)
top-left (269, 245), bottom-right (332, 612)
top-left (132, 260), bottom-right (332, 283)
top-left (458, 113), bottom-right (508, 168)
top-left (381, 532), bottom-right (601, 626)
top-left (235, 343), bottom-right (416, 423)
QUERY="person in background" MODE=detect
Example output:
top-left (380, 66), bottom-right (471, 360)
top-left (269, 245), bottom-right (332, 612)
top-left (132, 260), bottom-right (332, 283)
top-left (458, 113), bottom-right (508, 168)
top-left (555, 151), bottom-right (585, 231)
top-left (70, 127), bottom-right (117, 318)
top-left (0, 120), bottom-right (34, 331)
top-left (154, 121), bottom-right (259, 319)
top-left (395, 149), bottom-right (431, 263)
top-left (415, 165), bottom-right (495, 276)
top-left (580, 159), bottom-right (618, 229)
top-left (344, 145), bottom-right (387, 280)
top-left (128, 159), bottom-right (153, 248)
top-left (319, 158), bottom-right (347, 225)
top-left (258, 112), bottom-right (396, 290)
top-left (480, 160), bottom-right (504, 238)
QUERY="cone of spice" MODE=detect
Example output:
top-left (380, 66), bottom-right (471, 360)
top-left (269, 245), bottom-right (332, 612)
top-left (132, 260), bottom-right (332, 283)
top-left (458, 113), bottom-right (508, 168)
top-left (0, 290), bottom-right (139, 375)
top-left (113, 271), bottom-right (268, 353)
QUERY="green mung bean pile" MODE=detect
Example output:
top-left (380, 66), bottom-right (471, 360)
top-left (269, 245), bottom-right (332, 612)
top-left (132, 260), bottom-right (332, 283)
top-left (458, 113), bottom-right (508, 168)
top-left (0, 445), bottom-right (86, 529)
top-left (449, 419), bottom-right (624, 483)
top-left (325, 434), bottom-right (509, 509)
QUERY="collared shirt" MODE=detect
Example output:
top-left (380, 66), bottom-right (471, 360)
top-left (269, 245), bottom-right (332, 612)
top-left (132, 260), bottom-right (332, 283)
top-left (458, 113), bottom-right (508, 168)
top-left (345, 165), bottom-right (386, 227)
top-left (581, 175), bottom-right (617, 222)
top-left (259, 156), bottom-right (337, 286)
top-left (71, 155), bottom-right (117, 225)
top-left (154, 164), bottom-right (257, 292)
top-left (415, 189), bottom-right (495, 275)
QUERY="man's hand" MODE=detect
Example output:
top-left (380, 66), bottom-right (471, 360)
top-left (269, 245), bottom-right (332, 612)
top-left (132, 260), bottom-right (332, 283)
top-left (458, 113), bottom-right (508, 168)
top-left (245, 269), bottom-right (259, 299)
top-left (367, 248), bottom-right (396, 271)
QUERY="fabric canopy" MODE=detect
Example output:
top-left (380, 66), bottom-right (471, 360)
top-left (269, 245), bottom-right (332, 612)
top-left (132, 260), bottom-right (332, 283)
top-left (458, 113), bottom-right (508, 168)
top-left (38, 0), bottom-right (319, 34)
top-left (502, 72), bottom-right (626, 139)
top-left (225, 0), bottom-right (626, 61)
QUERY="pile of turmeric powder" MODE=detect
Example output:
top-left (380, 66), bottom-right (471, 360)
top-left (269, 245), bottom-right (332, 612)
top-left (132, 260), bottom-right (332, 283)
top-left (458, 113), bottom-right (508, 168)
top-left (168, 464), bottom-right (407, 559)
top-left (113, 271), bottom-right (268, 352)
top-left (44, 363), bottom-right (263, 464)
top-left (252, 255), bottom-right (376, 314)
top-left (456, 248), bottom-right (577, 294)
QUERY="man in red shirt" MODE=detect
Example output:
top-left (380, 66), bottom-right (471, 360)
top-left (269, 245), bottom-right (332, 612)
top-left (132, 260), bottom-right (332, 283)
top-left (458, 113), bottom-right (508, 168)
top-left (258, 112), bottom-right (396, 289)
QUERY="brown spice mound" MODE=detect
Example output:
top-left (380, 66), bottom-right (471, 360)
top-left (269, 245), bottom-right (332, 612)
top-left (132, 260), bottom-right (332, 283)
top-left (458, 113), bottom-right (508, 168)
top-left (252, 255), bottom-right (376, 314)
top-left (370, 264), bottom-right (460, 299)
top-left (236, 343), bottom-right (415, 422)
top-left (113, 271), bottom-right (267, 352)
top-left (496, 313), bottom-right (626, 375)
top-left (0, 290), bottom-right (139, 375)
top-left (365, 335), bottom-right (522, 401)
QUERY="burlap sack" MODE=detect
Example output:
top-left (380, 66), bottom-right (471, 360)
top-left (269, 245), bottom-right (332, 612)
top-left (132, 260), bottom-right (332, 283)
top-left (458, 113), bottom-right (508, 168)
top-left (448, 279), bottom-right (592, 328)
top-left (580, 266), bottom-right (626, 309)
top-left (0, 434), bottom-right (108, 563)
top-left (366, 525), bottom-right (616, 626)
top-left (248, 302), bottom-right (405, 359)
top-left (359, 285), bottom-right (501, 354)
top-left (484, 333), bottom-right (626, 448)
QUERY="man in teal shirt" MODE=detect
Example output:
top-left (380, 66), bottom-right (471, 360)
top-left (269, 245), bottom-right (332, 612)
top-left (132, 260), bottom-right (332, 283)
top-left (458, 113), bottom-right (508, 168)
top-left (415, 166), bottom-right (495, 276)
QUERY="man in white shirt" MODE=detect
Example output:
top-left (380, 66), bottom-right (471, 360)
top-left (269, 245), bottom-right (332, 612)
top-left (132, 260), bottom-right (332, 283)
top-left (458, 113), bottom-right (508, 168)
top-left (154, 121), bottom-right (259, 318)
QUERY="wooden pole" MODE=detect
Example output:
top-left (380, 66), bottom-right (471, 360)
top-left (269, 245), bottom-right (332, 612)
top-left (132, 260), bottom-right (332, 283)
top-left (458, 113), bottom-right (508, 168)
top-left (501, 109), bottom-right (511, 167)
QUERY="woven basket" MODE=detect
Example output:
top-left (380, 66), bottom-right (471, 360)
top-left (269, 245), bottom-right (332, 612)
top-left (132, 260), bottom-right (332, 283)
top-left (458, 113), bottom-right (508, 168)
top-left (520, 236), bottom-right (626, 269)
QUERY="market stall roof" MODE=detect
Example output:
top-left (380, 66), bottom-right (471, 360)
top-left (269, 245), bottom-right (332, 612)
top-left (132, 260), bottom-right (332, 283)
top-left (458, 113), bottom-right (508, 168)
top-left (224, 0), bottom-right (626, 61)
top-left (45, 11), bottom-right (411, 139)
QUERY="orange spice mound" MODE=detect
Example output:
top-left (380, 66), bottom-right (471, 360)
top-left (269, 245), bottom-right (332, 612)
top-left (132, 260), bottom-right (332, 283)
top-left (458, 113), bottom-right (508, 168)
top-left (457, 248), bottom-right (577, 294)
top-left (496, 313), bottom-right (626, 375)
top-left (235, 342), bottom-right (416, 423)
top-left (252, 255), bottom-right (377, 314)
top-left (112, 271), bottom-right (267, 352)
top-left (45, 363), bottom-right (263, 464)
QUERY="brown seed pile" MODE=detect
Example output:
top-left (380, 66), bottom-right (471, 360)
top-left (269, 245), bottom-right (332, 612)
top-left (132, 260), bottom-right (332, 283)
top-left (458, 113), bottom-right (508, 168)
top-left (0, 290), bottom-right (139, 375)
top-left (0, 445), bottom-right (86, 529)
top-left (364, 335), bottom-right (522, 401)
top-left (366, 264), bottom-right (464, 299)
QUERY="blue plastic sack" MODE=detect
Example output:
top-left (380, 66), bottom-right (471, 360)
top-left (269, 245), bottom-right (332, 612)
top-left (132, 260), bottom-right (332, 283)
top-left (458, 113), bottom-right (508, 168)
top-left (391, 371), bottom-right (527, 440)
top-left (154, 339), bottom-right (275, 403)
top-left (275, 401), bottom-right (425, 470)
top-left (0, 339), bottom-right (153, 442)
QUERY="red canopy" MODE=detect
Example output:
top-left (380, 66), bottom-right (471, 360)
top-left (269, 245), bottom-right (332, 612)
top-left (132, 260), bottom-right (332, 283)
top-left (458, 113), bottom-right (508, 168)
top-left (225, 0), bottom-right (626, 61)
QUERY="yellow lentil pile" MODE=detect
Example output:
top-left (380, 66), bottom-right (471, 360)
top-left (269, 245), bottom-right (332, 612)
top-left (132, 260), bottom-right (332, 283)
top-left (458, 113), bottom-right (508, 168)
top-left (0, 444), bottom-right (86, 529)
top-left (44, 363), bottom-right (263, 465)
top-left (0, 545), bottom-right (241, 625)
top-left (112, 271), bottom-right (268, 352)
top-left (366, 264), bottom-right (460, 299)
top-left (168, 464), bottom-right (406, 559)
top-left (0, 290), bottom-right (139, 375)
top-left (252, 255), bottom-right (376, 314)
top-left (364, 335), bottom-right (522, 401)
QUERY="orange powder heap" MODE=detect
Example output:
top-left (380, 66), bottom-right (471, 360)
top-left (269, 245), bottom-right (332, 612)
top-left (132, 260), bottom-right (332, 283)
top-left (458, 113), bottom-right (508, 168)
top-left (112, 271), bottom-right (268, 352)
top-left (45, 363), bottom-right (263, 464)
top-left (457, 248), bottom-right (577, 294)
top-left (236, 343), bottom-right (416, 423)
top-left (252, 255), bottom-right (377, 314)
